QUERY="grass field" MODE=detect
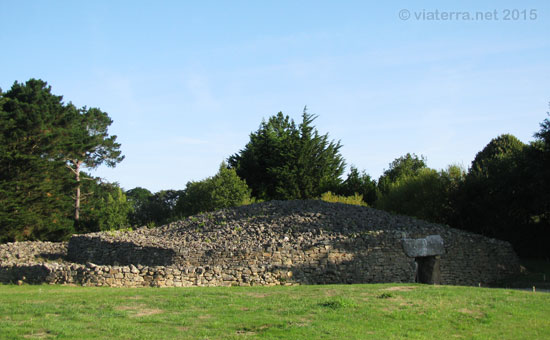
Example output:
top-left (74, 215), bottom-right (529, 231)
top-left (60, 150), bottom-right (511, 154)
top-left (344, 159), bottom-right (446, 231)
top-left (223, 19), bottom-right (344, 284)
top-left (0, 283), bottom-right (549, 340)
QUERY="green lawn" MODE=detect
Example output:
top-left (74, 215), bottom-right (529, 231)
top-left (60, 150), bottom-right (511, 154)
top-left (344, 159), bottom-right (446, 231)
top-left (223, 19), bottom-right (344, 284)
top-left (0, 283), bottom-right (548, 340)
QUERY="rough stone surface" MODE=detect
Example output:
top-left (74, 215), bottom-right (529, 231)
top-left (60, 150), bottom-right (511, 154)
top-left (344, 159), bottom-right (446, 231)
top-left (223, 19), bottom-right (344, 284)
top-left (402, 235), bottom-right (445, 257)
top-left (0, 200), bottom-right (520, 287)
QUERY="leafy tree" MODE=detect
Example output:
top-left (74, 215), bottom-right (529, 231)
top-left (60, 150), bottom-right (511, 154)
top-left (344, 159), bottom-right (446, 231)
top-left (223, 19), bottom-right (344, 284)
top-left (335, 166), bottom-right (378, 205)
top-left (79, 180), bottom-right (132, 232)
top-left (147, 189), bottom-right (183, 225)
top-left (535, 110), bottom-right (550, 150)
top-left (228, 108), bottom-right (345, 200)
top-left (443, 123), bottom-right (550, 258)
top-left (469, 134), bottom-right (525, 178)
top-left (378, 153), bottom-right (427, 194)
top-left (177, 163), bottom-right (252, 216)
top-left (126, 187), bottom-right (154, 207)
top-left (512, 111), bottom-right (550, 257)
top-left (126, 188), bottom-right (183, 227)
top-left (452, 134), bottom-right (530, 251)
top-left (439, 164), bottom-right (467, 223)
top-left (126, 187), bottom-right (154, 226)
top-left (533, 110), bottom-right (550, 221)
top-left (375, 166), bottom-right (464, 224)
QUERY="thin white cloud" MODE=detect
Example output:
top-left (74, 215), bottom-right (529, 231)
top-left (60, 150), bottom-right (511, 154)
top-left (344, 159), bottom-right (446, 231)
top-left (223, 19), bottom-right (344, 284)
top-left (169, 136), bottom-right (209, 146)
top-left (184, 74), bottom-right (221, 112)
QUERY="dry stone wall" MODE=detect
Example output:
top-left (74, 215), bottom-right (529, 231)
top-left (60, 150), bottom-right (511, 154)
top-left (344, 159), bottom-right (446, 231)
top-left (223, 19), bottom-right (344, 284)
top-left (1, 200), bottom-right (520, 287)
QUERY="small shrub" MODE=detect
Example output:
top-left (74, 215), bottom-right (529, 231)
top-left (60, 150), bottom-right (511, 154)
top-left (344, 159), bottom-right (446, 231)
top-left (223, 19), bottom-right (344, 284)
top-left (215, 220), bottom-right (227, 226)
top-left (319, 297), bottom-right (357, 309)
top-left (241, 196), bottom-right (261, 206)
top-left (105, 227), bottom-right (133, 236)
top-left (176, 163), bottom-right (253, 217)
top-left (377, 292), bottom-right (393, 299)
top-left (320, 191), bottom-right (367, 206)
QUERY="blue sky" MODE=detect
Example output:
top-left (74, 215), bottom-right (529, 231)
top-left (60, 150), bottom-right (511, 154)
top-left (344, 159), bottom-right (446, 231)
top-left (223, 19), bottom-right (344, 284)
top-left (1, 1), bottom-right (549, 192)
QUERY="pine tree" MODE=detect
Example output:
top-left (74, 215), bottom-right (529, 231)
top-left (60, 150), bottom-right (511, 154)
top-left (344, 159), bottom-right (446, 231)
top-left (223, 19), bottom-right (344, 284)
top-left (0, 79), bottom-right (125, 241)
top-left (60, 106), bottom-right (124, 225)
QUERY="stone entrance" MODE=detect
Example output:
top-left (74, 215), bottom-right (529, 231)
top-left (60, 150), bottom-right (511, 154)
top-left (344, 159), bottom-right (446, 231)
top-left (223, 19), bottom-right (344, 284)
top-left (403, 235), bottom-right (445, 284)
top-left (415, 255), bottom-right (441, 284)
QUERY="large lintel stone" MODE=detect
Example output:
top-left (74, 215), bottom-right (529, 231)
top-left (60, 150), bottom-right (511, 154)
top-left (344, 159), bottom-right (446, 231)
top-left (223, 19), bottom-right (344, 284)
top-left (402, 235), bottom-right (445, 257)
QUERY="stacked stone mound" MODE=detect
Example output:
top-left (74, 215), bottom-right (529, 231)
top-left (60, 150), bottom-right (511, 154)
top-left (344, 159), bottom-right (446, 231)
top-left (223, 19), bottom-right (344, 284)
top-left (0, 241), bottom-right (72, 284)
top-left (1, 200), bottom-right (520, 287)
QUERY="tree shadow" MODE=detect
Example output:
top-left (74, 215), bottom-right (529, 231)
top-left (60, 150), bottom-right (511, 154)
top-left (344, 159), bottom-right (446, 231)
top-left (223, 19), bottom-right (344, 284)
top-left (264, 232), bottom-right (417, 285)
top-left (67, 238), bottom-right (178, 266)
top-left (37, 252), bottom-right (67, 262)
top-left (0, 264), bottom-right (50, 284)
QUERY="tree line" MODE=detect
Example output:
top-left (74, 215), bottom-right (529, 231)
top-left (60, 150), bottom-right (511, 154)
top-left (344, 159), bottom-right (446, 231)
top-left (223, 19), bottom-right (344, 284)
top-left (1, 79), bottom-right (549, 258)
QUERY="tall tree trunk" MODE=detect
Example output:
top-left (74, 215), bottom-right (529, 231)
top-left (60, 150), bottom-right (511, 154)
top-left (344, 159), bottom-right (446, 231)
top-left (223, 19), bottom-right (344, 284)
top-left (74, 161), bottom-right (82, 222)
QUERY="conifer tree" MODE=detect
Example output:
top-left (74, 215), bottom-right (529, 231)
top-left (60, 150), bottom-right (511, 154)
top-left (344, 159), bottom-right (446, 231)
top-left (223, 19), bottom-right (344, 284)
top-left (0, 79), bottom-right (74, 240)
top-left (228, 108), bottom-right (345, 200)
top-left (60, 106), bottom-right (124, 223)
top-left (0, 79), bottom-right (124, 240)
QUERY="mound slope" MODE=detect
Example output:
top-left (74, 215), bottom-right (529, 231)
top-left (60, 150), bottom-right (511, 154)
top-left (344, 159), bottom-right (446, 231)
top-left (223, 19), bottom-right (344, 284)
top-left (65, 200), bottom-right (519, 286)
top-left (1, 200), bottom-right (520, 287)
top-left (70, 199), bottom-right (444, 264)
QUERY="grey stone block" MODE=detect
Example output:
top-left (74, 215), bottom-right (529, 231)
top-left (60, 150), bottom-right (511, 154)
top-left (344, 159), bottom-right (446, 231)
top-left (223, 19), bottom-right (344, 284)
top-left (402, 235), bottom-right (445, 257)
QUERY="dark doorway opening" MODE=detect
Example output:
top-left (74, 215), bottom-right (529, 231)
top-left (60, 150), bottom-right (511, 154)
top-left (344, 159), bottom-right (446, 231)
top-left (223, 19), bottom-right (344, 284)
top-left (415, 256), bottom-right (441, 284)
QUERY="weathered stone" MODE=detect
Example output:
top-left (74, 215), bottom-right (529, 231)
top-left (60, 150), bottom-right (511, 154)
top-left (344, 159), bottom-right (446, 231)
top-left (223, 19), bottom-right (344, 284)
top-left (0, 200), bottom-right (520, 287)
top-left (402, 235), bottom-right (445, 257)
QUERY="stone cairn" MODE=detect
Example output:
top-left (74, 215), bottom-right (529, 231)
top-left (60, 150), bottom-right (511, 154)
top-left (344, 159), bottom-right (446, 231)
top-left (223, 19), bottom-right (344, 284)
top-left (0, 200), bottom-right (520, 287)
